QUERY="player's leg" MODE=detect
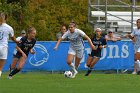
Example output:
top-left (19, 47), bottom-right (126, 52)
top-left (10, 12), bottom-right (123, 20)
top-left (10, 57), bottom-right (19, 72)
top-left (86, 54), bottom-right (93, 67)
top-left (74, 49), bottom-right (84, 70)
top-left (85, 55), bottom-right (93, 76)
top-left (75, 57), bottom-right (81, 70)
top-left (8, 56), bottom-right (26, 78)
top-left (0, 59), bottom-right (5, 77)
top-left (0, 46), bottom-right (7, 77)
top-left (67, 54), bottom-right (76, 72)
top-left (85, 57), bottom-right (99, 76)
top-left (67, 47), bottom-right (78, 78)
top-left (134, 50), bottom-right (140, 74)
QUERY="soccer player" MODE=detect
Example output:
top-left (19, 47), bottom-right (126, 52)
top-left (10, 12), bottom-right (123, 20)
top-left (54, 22), bottom-right (95, 78)
top-left (126, 19), bottom-right (140, 74)
top-left (8, 27), bottom-right (36, 79)
top-left (0, 12), bottom-right (18, 77)
top-left (9, 30), bottom-right (26, 72)
top-left (85, 28), bottom-right (107, 76)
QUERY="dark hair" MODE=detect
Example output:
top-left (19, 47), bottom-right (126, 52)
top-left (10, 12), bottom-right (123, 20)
top-left (26, 27), bottom-right (36, 34)
top-left (60, 24), bottom-right (67, 29)
top-left (137, 19), bottom-right (140, 23)
top-left (69, 21), bottom-right (76, 27)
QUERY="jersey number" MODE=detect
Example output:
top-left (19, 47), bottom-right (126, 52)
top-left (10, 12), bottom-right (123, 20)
top-left (0, 31), bottom-right (4, 40)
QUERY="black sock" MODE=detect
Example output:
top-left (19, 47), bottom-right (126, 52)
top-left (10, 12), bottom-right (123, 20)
top-left (9, 68), bottom-right (20, 77)
top-left (85, 68), bottom-right (93, 76)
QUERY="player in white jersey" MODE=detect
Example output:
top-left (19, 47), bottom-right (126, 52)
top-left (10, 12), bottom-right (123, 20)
top-left (126, 19), bottom-right (140, 74)
top-left (54, 22), bottom-right (95, 78)
top-left (0, 12), bottom-right (18, 77)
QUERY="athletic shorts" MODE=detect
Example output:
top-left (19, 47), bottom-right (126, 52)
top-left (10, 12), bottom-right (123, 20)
top-left (136, 47), bottom-right (140, 53)
top-left (13, 54), bottom-right (22, 59)
top-left (89, 50), bottom-right (101, 58)
top-left (0, 46), bottom-right (8, 59)
top-left (68, 47), bottom-right (84, 58)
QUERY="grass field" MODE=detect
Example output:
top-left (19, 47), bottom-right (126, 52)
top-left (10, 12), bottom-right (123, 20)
top-left (0, 72), bottom-right (140, 93)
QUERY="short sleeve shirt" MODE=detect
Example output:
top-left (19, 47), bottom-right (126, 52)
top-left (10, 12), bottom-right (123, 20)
top-left (0, 23), bottom-right (14, 47)
top-left (62, 28), bottom-right (85, 50)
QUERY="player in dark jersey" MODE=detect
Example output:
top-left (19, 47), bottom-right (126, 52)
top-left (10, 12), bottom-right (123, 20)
top-left (85, 28), bottom-right (107, 76)
top-left (8, 27), bottom-right (36, 79)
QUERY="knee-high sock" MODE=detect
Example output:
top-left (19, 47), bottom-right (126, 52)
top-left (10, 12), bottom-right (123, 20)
top-left (9, 68), bottom-right (20, 77)
top-left (0, 71), bottom-right (2, 77)
top-left (69, 63), bottom-right (77, 72)
top-left (136, 60), bottom-right (140, 71)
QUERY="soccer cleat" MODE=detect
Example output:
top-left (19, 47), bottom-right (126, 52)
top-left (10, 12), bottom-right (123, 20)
top-left (132, 71), bottom-right (137, 75)
top-left (85, 69), bottom-right (92, 76)
top-left (7, 76), bottom-right (12, 79)
top-left (71, 70), bottom-right (78, 78)
top-left (85, 73), bottom-right (90, 76)
top-left (137, 71), bottom-right (140, 75)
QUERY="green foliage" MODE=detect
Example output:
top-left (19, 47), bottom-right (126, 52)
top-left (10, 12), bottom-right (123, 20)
top-left (0, 0), bottom-right (92, 41)
top-left (1, 0), bottom-right (139, 40)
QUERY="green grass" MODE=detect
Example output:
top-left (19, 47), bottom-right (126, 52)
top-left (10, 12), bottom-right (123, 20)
top-left (0, 72), bottom-right (140, 93)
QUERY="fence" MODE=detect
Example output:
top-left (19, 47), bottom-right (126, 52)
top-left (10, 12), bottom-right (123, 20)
top-left (3, 40), bottom-right (134, 71)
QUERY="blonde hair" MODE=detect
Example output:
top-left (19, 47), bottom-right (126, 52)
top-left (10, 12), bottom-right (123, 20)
top-left (0, 12), bottom-right (6, 25)
top-left (26, 27), bottom-right (36, 34)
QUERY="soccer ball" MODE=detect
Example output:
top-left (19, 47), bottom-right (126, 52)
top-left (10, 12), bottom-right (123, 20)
top-left (64, 71), bottom-right (72, 78)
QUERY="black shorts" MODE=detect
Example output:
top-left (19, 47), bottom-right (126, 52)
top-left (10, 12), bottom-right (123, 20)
top-left (13, 54), bottom-right (22, 59)
top-left (89, 50), bottom-right (101, 58)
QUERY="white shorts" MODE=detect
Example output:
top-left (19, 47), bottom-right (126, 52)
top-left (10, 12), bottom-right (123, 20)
top-left (68, 47), bottom-right (84, 58)
top-left (0, 46), bottom-right (8, 59)
top-left (135, 47), bottom-right (140, 53)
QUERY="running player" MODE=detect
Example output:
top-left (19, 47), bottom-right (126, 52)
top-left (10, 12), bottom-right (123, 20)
top-left (9, 30), bottom-right (26, 72)
top-left (54, 22), bottom-right (95, 78)
top-left (8, 27), bottom-right (36, 79)
top-left (85, 28), bottom-right (107, 76)
top-left (0, 12), bottom-right (18, 77)
top-left (126, 19), bottom-right (140, 74)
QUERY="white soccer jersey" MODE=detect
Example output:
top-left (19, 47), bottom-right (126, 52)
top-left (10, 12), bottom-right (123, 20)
top-left (62, 28), bottom-right (85, 50)
top-left (13, 36), bottom-right (22, 55)
top-left (131, 28), bottom-right (140, 52)
top-left (0, 23), bottom-right (14, 47)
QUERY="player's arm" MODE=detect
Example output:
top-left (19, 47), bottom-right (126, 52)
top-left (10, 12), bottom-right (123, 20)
top-left (9, 28), bottom-right (19, 44)
top-left (16, 46), bottom-right (27, 58)
top-left (54, 32), bottom-right (68, 50)
top-left (99, 39), bottom-right (107, 49)
top-left (54, 37), bottom-right (63, 50)
top-left (126, 34), bottom-right (134, 40)
top-left (11, 36), bottom-right (19, 44)
top-left (30, 49), bottom-right (35, 54)
top-left (84, 34), bottom-right (96, 50)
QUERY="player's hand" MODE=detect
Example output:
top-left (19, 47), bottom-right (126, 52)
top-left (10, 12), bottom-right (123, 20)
top-left (15, 40), bottom-right (20, 44)
top-left (54, 46), bottom-right (58, 51)
top-left (99, 45), bottom-right (103, 49)
top-left (31, 51), bottom-right (35, 54)
top-left (132, 36), bottom-right (136, 43)
top-left (91, 45), bottom-right (96, 50)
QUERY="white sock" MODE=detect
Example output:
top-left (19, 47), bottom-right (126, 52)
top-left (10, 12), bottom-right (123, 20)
top-left (69, 63), bottom-right (77, 73)
top-left (136, 60), bottom-right (140, 71)
top-left (0, 71), bottom-right (2, 77)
